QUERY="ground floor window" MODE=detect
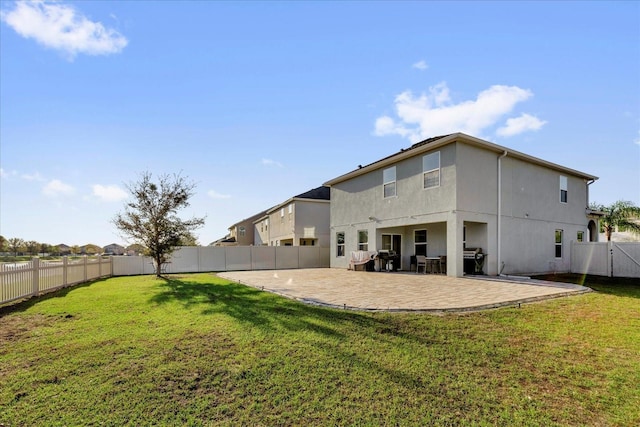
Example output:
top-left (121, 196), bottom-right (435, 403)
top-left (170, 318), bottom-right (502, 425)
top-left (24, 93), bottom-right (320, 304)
top-left (555, 230), bottom-right (563, 258)
top-left (414, 229), bottom-right (427, 256)
top-left (358, 230), bottom-right (368, 251)
top-left (336, 232), bottom-right (345, 257)
top-left (577, 231), bottom-right (584, 242)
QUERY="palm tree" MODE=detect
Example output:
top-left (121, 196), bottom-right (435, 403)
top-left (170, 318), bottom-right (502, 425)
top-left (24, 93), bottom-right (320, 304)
top-left (591, 200), bottom-right (640, 241)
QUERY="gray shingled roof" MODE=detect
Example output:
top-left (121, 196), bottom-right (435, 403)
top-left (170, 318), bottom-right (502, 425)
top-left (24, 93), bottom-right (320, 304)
top-left (294, 185), bottom-right (330, 200)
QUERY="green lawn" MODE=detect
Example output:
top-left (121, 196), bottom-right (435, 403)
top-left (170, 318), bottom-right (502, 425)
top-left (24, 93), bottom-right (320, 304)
top-left (1, 273), bottom-right (638, 426)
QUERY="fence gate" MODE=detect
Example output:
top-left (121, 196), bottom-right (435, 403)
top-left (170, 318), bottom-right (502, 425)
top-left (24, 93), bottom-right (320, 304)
top-left (571, 241), bottom-right (640, 278)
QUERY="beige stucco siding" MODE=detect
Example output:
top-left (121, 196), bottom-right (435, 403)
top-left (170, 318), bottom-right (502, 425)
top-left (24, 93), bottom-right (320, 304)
top-left (330, 144), bottom-right (457, 229)
top-left (294, 200), bottom-right (330, 247)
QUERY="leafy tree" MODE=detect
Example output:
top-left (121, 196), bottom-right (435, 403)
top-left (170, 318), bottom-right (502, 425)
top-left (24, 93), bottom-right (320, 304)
top-left (113, 172), bottom-right (205, 277)
top-left (71, 245), bottom-right (81, 256)
top-left (0, 235), bottom-right (7, 253)
top-left (25, 240), bottom-right (39, 256)
top-left (178, 231), bottom-right (199, 246)
top-left (590, 200), bottom-right (640, 241)
top-left (39, 243), bottom-right (52, 256)
top-left (8, 238), bottom-right (24, 256)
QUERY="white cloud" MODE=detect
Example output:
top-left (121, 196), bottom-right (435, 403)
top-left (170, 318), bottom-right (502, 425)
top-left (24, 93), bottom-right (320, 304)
top-left (21, 172), bottom-right (45, 181)
top-left (374, 82), bottom-right (542, 142)
top-left (207, 190), bottom-right (231, 199)
top-left (92, 184), bottom-right (128, 202)
top-left (43, 179), bottom-right (75, 197)
top-left (634, 131), bottom-right (640, 146)
top-left (261, 158), bottom-right (283, 168)
top-left (496, 113), bottom-right (547, 137)
top-left (0, 168), bottom-right (14, 179)
top-left (412, 60), bottom-right (428, 70)
top-left (0, 0), bottom-right (128, 59)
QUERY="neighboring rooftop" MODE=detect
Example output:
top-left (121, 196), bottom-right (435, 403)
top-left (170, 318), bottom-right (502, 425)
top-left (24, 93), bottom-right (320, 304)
top-left (293, 185), bottom-right (330, 201)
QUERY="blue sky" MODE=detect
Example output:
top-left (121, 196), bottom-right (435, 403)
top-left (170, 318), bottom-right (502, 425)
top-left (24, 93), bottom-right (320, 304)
top-left (1, 0), bottom-right (639, 247)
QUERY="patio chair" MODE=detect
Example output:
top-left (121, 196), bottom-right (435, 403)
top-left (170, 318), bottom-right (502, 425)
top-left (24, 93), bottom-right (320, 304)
top-left (439, 256), bottom-right (447, 275)
top-left (416, 255), bottom-right (427, 274)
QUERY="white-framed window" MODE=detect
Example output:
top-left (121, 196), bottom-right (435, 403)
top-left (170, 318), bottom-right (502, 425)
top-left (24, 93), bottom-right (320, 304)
top-left (577, 231), bottom-right (584, 242)
top-left (560, 175), bottom-right (568, 203)
top-left (423, 152), bottom-right (440, 189)
top-left (358, 230), bottom-right (368, 251)
top-left (383, 166), bottom-right (396, 198)
top-left (414, 229), bottom-right (427, 256)
top-left (336, 232), bottom-right (345, 257)
top-left (239, 226), bottom-right (246, 237)
top-left (555, 230), bottom-right (563, 258)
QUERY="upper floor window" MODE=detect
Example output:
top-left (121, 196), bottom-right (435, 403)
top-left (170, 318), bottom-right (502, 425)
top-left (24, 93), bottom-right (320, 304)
top-left (560, 175), bottom-right (568, 203)
top-left (239, 226), bottom-right (246, 237)
top-left (336, 232), bottom-right (345, 257)
top-left (423, 152), bottom-right (440, 189)
top-left (383, 166), bottom-right (396, 198)
top-left (358, 230), bottom-right (368, 251)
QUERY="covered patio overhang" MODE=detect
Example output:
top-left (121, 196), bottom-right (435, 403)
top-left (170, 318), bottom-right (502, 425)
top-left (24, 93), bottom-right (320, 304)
top-left (369, 213), bottom-right (494, 277)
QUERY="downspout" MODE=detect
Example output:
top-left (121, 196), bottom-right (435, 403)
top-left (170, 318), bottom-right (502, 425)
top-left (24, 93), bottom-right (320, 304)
top-left (497, 151), bottom-right (508, 275)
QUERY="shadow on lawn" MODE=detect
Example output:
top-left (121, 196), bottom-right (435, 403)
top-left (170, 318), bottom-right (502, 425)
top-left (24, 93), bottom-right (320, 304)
top-left (148, 275), bottom-right (380, 337)
top-left (0, 278), bottom-right (108, 316)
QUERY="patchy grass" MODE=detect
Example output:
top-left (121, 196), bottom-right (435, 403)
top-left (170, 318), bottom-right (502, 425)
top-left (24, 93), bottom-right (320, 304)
top-left (1, 273), bottom-right (638, 426)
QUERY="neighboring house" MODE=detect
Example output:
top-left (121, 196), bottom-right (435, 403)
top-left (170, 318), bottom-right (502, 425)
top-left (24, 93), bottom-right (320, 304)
top-left (103, 243), bottom-right (125, 255)
top-left (125, 244), bottom-right (145, 256)
top-left (216, 211), bottom-right (268, 246)
top-left (253, 186), bottom-right (331, 247)
top-left (324, 133), bottom-right (600, 276)
top-left (210, 235), bottom-right (237, 246)
top-left (80, 244), bottom-right (102, 255)
top-left (56, 244), bottom-right (71, 256)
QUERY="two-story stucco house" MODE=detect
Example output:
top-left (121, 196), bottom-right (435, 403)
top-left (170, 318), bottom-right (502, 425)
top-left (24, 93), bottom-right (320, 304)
top-left (253, 186), bottom-right (331, 247)
top-left (103, 243), bottom-right (125, 255)
top-left (324, 133), bottom-right (600, 277)
top-left (214, 210), bottom-right (268, 247)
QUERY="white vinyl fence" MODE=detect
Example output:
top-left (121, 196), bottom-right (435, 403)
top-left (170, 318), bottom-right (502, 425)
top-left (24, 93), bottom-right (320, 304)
top-left (571, 241), bottom-right (640, 278)
top-left (1, 247), bottom-right (329, 307)
top-left (113, 246), bottom-right (330, 276)
top-left (1, 256), bottom-right (113, 306)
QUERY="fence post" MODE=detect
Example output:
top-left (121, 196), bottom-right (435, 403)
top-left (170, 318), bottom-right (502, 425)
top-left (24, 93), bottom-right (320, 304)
top-left (608, 241), bottom-right (613, 278)
top-left (83, 255), bottom-right (88, 282)
top-left (32, 257), bottom-right (40, 297)
top-left (98, 256), bottom-right (102, 277)
top-left (63, 256), bottom-right (68, 286)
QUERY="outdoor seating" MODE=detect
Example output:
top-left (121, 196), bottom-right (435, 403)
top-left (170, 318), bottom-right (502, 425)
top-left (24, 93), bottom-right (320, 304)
top-left (349, 250), bottom-right (377, 271)
top-left (416, 255), bottom-right (427, 273)
top-left (439, 256), bottom-right (447, 275)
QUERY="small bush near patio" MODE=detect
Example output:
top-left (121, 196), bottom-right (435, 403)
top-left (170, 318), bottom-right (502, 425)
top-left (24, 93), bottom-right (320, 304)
top-left (1, 273), bottom-right (638, 426)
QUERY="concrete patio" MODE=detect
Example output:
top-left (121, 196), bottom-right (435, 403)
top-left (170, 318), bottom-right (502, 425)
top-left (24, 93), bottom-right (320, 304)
top-left (217, 268), bottom-right (591, 313)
